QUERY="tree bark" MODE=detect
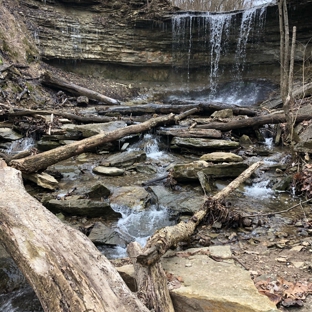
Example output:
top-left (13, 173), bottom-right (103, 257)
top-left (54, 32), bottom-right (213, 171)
top-left (0, 160), bottom-right (149, 312)
top-left (195, 113), bottom-right (312, 131)
top-left (41, 71), bottom-right (121, 105)
top-left (10, 113), bottom-right (175, 173)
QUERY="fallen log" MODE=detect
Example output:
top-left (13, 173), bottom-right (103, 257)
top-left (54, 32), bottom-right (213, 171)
top-left (97, 103), bottom-right (257, 117)
top-left (132, 161), bottom-right (263, 266)
top-left (157, 127), bottom-right (222, 138)
top-left (127, 161), bottom-right (263, 311)
top-left (41, 71), bottom-right (121, 105)
top-left (0, 160), bottom-right (149, 312)
top-left (195, 113), bottom-right (312, 131)
top-left (10, 113), bottom-right (176, 173)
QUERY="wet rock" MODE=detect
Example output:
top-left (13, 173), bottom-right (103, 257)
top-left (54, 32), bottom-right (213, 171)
top-left (88, 222), bottom-right (128, 247)
top-left (171, 137), bottom-right (239, 150)
top-left (44, 198), bottom-right (121, 219)
top-left (102, 150), bottom-right (146, 168)
top-left (23, 172), bottom-right (59, 190)
top-left (171, 161), bottom-right (248, 181)
top-left (200, 152), bottom-right (243, 163)
top-left (93, 166), bottom-right (125, 176)
top-left (211, 109), bottom-right (233, 118)
top-left (135, 163), bottom-right (157, 174)
top-left (62, 121), bottom-right (126, 138)
top-left (86, 182), bottom-right (111, 199)
top-left (148, 185), bottom-right (204, 216)
top-left (272, 175), bottom-right (293, 191)
top-left (0, 258), bottom-right (26, 294)
top-left (109, 186), bottom-right (150, 210)
top-left (0, 128), bottom-right (23, 141)
top-left (161, 246), bottom-right (278, 312)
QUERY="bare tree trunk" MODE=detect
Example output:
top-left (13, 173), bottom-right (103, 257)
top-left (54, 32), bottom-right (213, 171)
top-left (0, 160), bottom-right (149, 312)
top-left (10, 113), bottom-right (175, 173)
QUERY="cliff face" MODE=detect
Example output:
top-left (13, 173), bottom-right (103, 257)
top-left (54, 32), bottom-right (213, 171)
top-left (18, 0), bottom-right (312, 83)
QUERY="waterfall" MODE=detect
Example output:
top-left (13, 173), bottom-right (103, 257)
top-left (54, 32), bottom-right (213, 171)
top-left (171, 6), bottom-right (267, 91)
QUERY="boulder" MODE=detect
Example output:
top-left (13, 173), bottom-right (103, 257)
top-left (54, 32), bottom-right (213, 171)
top-left (171, 161), bottom-right (248, 181)
top-left (171, 137), bottom-right (240, 150)
top-left (109, 186), bottom-right (151, 210)
top-left (295, 122), bottom-right (312, 153)
top-left (93, 166), bottom-right (125, 176)
top-left (102, 150), bottom-right (147, 168)
top-left (161, 246), bottom-right (279, 312)
top-left (200, 152), bottom-right (243, 162)
top-left (44, 198), bottom-right (121, 219)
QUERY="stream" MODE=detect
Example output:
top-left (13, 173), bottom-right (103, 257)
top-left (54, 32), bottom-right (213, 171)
top-left (2, 0), bottom-right (308, 311)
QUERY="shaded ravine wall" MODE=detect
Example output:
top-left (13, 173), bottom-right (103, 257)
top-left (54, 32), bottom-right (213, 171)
top-left (19, 0), bottom-right (312, 84)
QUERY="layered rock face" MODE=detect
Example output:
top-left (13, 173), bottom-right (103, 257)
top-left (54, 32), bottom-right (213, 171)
top-left (20, 0), bottom-right (312, 83)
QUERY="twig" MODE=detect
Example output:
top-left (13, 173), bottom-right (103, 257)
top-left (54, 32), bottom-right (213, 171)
top-left (244, 198), bottom-right (312, 218)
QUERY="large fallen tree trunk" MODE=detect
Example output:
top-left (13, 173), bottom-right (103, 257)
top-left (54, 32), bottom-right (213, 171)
top-left (41, 71), bottom-right (121, 105)
top-left (0, 160), bottom-right (149, 312)
top-left (196, 113), bottom-right (312, 131)
top-left (10, 113), bottom-right (175, 173)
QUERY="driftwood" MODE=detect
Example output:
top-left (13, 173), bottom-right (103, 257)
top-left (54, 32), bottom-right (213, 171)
top-left (10, 113), bottom-right (176, 173)
top-left (0, 160), bottom-right (149, 312)
top-left (131, 161), bottom-right (263, 266)
top-left (196, 113), bottom-right (312, 131)
top-left (157, 127), bottom-right (222, 138)
top-left (97, 103), bottom-right (257, 117)
top-left (41, 71), bottom-right (121, 105)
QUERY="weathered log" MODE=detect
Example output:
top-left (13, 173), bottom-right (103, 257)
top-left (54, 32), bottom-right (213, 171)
top-left (97, 103), bottom-right (257, 117)
top-left (196, 113), bottom-right (312, 131)
top-left (157, 127), bottom-right (222, 138)
top-left (135, 161), bottom-right (263, 266)
top-left (0, 160), bottom-right (149, 312)
top-left (10, 113), bottom-right (175, 173)
top-left (41, 71), bottom-right (121, 105)
top-left (127, 242), bottom-right (174, 312)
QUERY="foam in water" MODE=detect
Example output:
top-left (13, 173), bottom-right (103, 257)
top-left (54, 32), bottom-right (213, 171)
top-left (6, 137), bottom-right (35, 155)
top-left (244, 180), bottom-right (274, 199)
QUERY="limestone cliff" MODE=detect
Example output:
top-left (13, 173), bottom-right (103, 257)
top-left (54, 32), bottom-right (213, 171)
top-left (16, 0), bottom-right (312, 83)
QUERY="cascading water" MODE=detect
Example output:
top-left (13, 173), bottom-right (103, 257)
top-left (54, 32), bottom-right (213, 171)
top-left (171, 6), bottom-right (268, 94)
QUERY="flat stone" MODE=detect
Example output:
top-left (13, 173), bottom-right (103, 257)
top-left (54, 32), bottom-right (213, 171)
top-left (161, 246), bottom-right (279, 312)
top-left (171, 137), bottom-right (239, 150)
top-left (44, 198), bottom-right (121, 219)
top-left (86, 182), bottom-right (111, 199)
top-left (172, 161), bottom-right (248, 181)
top-left (93, 166), bottom-right (125, 176)
top-left (0, 128), bottom-right (22, 141)
top-left (200, 152), bottom-right (243, 162)
top-left (103, 150), bottom-right (146, 168)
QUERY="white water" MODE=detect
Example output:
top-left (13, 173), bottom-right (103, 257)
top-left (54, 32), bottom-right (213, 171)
top-left (172, 6), bottom-right (267, 92)
top-left (244, 180), bottom-right (275, 199)
top-left (6, 137), bottom-right (35, 155)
